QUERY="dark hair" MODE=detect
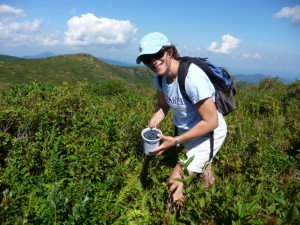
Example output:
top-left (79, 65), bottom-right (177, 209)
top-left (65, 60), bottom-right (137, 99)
top-left (165, 45), bottom-right (180, 60)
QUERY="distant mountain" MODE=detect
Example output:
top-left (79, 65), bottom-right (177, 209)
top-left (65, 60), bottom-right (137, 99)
top-left (0, 54), bottom-right (23, 60)
top-left (22, 51), bottom-right (57, 59)
top-left (234, 73), bottom-right (297, 84)
top-left (98, 57), bottom-right (136, 67)
top-left (234, 74), bottom-right (267, 84)
top-left (21, 52), bottom-right (135, 66)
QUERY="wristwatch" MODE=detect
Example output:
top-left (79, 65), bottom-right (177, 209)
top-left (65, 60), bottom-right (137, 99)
top-left (174, 136), bottom-right (180, 148)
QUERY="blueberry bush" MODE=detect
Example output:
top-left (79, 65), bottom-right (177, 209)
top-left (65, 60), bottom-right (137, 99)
top-left (0, 78), bottom-right (299, 224)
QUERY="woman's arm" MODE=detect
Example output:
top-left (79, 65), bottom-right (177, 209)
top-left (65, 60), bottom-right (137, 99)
top-left (149, 90), bottom-right (169, 128)
top-left (150, 96), bottom-right (218, 156)
top-left (176, 97), bottom-right (218, 144)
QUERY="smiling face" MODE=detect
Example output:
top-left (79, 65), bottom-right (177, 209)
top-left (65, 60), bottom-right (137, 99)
top-left (142, 47), bottom-right (173, 75)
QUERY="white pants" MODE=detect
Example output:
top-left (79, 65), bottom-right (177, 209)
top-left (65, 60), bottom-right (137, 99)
top-left (180, 125), bottom-right (227, 173)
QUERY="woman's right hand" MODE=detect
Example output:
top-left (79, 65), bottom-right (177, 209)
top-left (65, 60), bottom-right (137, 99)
top-left (148, 134), bottom-right (174, 156)
top-left (148, 123), bottom-right (156, 129)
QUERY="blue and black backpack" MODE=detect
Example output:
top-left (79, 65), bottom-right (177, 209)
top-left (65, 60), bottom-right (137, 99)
top-left (158, 56), bottom-right (237, 116)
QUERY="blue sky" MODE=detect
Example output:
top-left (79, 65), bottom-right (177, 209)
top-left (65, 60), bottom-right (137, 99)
top-left (0, 0), bottom-right (299, 78)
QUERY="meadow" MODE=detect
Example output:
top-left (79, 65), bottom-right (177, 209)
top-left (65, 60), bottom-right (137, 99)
top-left (0, 55), bottom-right (299, 224)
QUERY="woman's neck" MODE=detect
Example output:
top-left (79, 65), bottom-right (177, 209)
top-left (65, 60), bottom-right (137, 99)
top-left (166, 59), bottom-right (180, 81)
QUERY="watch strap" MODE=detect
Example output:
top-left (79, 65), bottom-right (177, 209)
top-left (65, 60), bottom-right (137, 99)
top-left (175, 136), bottom-right (180, 148)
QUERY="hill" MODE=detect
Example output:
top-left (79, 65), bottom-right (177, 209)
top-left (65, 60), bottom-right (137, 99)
top-left (22, 51), bottom-right (57, 59)
top-left (0, 54), bottom-right (23, 60)
top-left (0, 53), bottom-right (151, 89)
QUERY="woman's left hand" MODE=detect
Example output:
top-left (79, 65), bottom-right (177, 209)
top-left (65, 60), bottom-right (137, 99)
top-left (148, 134), bottom-right (175, 156)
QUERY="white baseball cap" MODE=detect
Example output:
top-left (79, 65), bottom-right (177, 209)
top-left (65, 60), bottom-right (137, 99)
top-left (136, 32), bottom-right (171, 64)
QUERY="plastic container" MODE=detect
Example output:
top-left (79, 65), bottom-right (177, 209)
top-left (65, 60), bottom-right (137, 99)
top-left (141, 128), bottom-right (162, 156)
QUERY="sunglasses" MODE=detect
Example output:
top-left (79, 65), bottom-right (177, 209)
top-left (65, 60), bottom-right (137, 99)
top-left (140, 47), bottom-right (167, 65)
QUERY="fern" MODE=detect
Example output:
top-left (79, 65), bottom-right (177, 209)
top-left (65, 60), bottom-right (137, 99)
top-left (113, 172), bottom-right (151, 224)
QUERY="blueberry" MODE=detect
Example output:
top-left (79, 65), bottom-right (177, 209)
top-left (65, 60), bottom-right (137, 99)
top-left (143, 129), bottom-right (160, 140)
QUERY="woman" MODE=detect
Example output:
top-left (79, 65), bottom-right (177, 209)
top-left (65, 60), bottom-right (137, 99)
top-left (136, 32), bottom-right (227, 211)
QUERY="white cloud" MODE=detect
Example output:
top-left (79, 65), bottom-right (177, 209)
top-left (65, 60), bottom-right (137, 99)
top-left (274, 5), bottom-right (300, 25)
top-left (207, 34), bottom-right (241, 54)
top-left (0, 4), bottom-right (60, 46)
top-left (0, 5), bottom-right (137, 49)
top-left (177, 45), bottom-right (202, 57)
top-left (64, 13), bottom-right (137, 46)
top-left (0, 4), bottom-right (24, 22)
top-left (242, 52), bottom-right (262, 59)
top-left (0, 18), bottom-right (43, 40)
top-left (242, 53), bottom-right (251, 58)
top-left (253, 52), bottom-right (262, 59)
top-left (0, 18), bottom-right (60, 46)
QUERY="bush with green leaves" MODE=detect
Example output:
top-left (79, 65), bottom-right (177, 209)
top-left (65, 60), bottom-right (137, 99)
top-left (0, 79), bottom-right (299, 224)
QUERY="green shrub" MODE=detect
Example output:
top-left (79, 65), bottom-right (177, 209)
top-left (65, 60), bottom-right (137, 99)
top-left (0, 79), bottom-right (299, 224)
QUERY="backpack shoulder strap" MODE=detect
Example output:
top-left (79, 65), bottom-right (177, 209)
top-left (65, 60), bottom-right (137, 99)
top-left (157, 75), bottom-right (163, 89)
top-left (178, 56), bottom-right (216, 103)
top-left (178, 57), bottom-right (192, 103)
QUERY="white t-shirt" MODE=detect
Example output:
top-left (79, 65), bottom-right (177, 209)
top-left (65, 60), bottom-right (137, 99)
top-left (154, 63), bottom-right (227, 135)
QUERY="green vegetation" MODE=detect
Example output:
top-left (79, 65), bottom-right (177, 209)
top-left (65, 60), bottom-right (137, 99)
top-left (0, 57), bottom-right (299, 224)
top-left (0, 53), bottom-right (152, 89)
